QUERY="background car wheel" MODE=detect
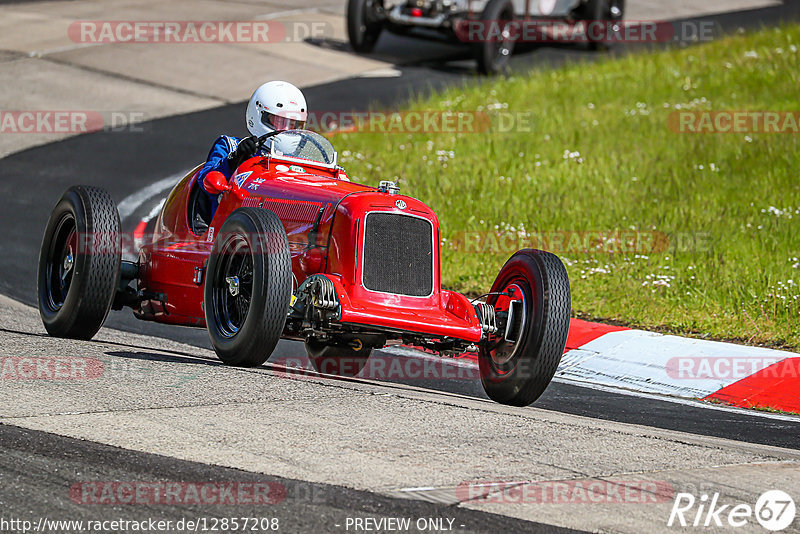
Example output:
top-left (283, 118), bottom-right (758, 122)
top-left (205, 207), bottom-right (292, 367)
top-left (577, 0), bottom-right (626, 51)
top-left (37, 186), bottom-right (121, 340)
top-left (347, 0), bottom-right (384, 53)
top-left (305, 337), bottom-right (373, 377)
top-left (475, 0), bottom-right (516, 75)
top-left (479, 249), bottom-right (571, 406)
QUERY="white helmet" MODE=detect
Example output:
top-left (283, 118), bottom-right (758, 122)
top-left (245, 81), bottom-right (307, 137)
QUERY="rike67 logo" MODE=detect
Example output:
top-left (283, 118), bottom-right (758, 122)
top-left (668, 490), bottom-right (796, 531)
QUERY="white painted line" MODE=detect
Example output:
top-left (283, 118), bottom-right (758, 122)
top-left (558, 330), bottom-right (792, 398)
top-left (28, 42), bottom-right (105, 58)
top-left (130, 198), bottom-right (166, 253)
top-left (118, 170), bottom-right (189, 220)
top-left (143, 198), bottom-right (165, 222)
top-left (254, 9), bottom-right (320, 20)
top-left (358, 68), bottom-right (403, 78)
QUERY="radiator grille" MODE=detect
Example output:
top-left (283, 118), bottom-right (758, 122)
top-left (239, 196), bottom-right (322, 219)
top-left (260, 198), bottom-right (322, 222)
top-left (362, 213), bottom-right (433, 297)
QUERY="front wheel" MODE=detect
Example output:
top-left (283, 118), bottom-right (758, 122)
top-left (475, 0), bottom-right (516, 75)
top-left (577, 0), bottom-right (626, 51)
top-left (479, 250), bottom-right (571, 406)
top-left (38, 186), bottom-right (121, 340)
top-left (205, 208), bottom-right (292, 367)
top-left (347, 0), bottom-right (384, 53)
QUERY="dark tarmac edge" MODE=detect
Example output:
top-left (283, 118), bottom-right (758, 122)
top-left (0, 423), bottom-right (582, 534)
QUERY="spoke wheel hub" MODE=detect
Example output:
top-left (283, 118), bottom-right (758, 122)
top-left (225, 276), bottom-right (240, 297)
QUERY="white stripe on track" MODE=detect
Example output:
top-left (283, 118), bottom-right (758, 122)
top-left (558, 329), bottom-right (793, 398)
top-left (254, 8), bottom-right (320, 20)
top-left (118, 171), bottom-right (188, 220)
top-left (143, 198), bottom-right (166, 222)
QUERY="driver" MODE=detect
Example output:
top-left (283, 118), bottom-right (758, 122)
top-left (198, 80), bottom-right (307, 200)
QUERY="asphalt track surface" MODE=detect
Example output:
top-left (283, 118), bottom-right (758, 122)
top-left (1, 3), bottom-right (800, 530)
top-left (0, 424), bottom-right (577, 534)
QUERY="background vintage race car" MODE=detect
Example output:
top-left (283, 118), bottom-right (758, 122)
top-left (348, 0), bottom-right (626, 73)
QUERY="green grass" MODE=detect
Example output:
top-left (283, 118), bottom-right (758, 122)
top-left (335, 25), bottom-right (800, 349)
top-left (704, 398), bottom-right (800, 416)
top-left (751, 404), bottom-right (800, 416)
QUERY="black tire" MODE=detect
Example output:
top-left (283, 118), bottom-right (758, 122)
top-left (479, 250), bottom-right (571, 406)
top-left (205, 208), bottom-right (292, 367)
top-left (577, 0), bottom-right (625, 50)
top-left (305, 338), bottom-right (372, 377)
top-left (347, 0), bottom-right (383, 53)
top-left (475, 0), bottom-right (516, 75)
top-left (38, 186), bottom-right (121, 340)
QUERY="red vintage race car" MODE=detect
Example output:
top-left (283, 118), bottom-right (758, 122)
top-left (37, 129), bottom-right (570, 406)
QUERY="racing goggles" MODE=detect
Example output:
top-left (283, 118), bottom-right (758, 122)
top-left (261, 111), bottom-right (305, 132)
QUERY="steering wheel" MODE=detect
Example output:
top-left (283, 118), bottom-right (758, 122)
top-left (256, 129), bottom-right (282, 150)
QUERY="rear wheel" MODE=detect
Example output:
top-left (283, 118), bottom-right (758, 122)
top-left (577, 0), bottom-right (625, 50)
top-left (305, 337), bottom-right (373, 377)
top-left (347, 0), bottom-right (384, 53)
top-left (475, 0), bottom-right (516, 75)
top-left (479, 250), bottom-right (571, 406)
top-left (38, 186), bottom-right (121, 340)
top-left (205, 208), bottom-right (292, 367)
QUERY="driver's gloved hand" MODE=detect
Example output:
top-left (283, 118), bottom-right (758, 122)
top-left (228, 136), bottom-right (258, 170)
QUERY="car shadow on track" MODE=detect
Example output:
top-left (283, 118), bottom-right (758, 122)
top-left (104, 343), bottom-right (490, 401)
top-left (0, 327), bottom-right (220, 366)
top-left (0, 326), bottom-right (487, 400)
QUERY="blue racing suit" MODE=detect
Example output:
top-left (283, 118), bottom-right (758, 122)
top-left (197, 135), bottom-right (268, 215)
top-left (198, 135), bottom-right (241, 189)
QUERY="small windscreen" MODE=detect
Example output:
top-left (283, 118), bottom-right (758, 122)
top-left (270, 129), bottom-right (336, 166)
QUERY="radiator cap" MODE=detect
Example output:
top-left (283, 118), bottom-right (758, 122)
top-left (378, 180), bottom-right (400, 194)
